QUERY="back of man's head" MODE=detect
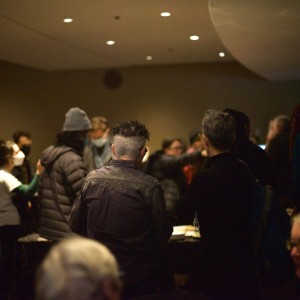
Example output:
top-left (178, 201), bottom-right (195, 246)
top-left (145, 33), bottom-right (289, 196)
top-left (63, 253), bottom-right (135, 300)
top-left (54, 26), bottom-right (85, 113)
top-left (202, 109), bottom-right (236, 151)
top-left (35, 237), bottom-right (122, 300)
top-left (112, 120), bottom-right (149, 160)
top-left (223, 108), bottom-right (250, 141)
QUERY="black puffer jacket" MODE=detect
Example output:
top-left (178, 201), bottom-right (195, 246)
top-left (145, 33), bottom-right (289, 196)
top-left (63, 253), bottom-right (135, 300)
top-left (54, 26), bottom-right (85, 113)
top-left (39, 145), bottom-right (88, 241)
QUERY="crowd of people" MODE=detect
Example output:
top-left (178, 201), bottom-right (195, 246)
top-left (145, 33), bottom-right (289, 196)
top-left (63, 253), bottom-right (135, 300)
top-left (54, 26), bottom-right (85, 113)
top-left (1, 104), bottom-right (300, 299)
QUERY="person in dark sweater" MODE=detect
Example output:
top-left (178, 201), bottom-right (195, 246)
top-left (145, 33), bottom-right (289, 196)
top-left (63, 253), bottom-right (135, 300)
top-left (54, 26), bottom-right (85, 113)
top-left (189, 109), bottom-right (259, 300)
top-left (266, 115), bottom-right (292, 208)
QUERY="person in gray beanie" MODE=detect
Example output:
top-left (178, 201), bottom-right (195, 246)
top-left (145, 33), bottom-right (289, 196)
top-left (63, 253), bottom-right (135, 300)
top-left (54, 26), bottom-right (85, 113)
top-left (39, 107), bottom-right (91, 241)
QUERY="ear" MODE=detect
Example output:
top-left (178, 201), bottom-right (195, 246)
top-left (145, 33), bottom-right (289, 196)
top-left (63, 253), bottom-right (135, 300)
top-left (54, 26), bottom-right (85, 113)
top-left (141, 146), bottom-right (147, 158)
top-left (111, 144), bottom-right (116, 157)
top-left (102, 279), bottom-right (120, 300)
top-left (203, 135), bottom-right (210, 147)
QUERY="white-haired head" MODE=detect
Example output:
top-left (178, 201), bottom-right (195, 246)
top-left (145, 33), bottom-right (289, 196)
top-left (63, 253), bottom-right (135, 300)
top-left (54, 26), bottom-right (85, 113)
top-left (35, 237), bottom-right (122, 300)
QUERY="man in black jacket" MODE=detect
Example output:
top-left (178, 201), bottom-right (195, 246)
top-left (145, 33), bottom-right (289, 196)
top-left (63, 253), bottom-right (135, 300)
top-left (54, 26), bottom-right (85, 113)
top-left (70, 120), bottom-right (172, 299)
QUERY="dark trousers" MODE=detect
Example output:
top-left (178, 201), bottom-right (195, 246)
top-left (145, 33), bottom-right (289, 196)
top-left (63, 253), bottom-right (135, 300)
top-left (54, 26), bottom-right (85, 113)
top-left (122, 272), bottom-right (157, 299)
top-left (0, 225), bottom-right (22, 299)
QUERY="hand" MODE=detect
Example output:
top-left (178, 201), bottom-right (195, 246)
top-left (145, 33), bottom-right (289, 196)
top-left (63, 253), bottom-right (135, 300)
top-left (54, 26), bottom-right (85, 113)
top-left (103, 128), bottom-right (110, 139)
top-left (36, 159), bottom-right (44, 175)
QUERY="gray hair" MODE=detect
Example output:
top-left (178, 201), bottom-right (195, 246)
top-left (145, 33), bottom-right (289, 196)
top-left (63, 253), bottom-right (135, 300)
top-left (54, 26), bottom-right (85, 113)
top-left (202, 109), bottom-right (236, 151)
top-left (35, 237), bottom-right (122, 300)
top-left (111, 120), bottom-right (149, 160)
top-left (273, 115), bottom-right (290, 134)
top-left (113, 136), bottom-right (146, 159)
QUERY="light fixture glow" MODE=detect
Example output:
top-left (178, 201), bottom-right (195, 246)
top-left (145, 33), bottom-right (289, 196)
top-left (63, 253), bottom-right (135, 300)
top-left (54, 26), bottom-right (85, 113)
top-left (190, 35), bottom-right (199, 41)
top-left (161, 12), bottom-right (171, 17)
top-left (106, 40), bottom-right (116, 45)
top-left (146, 56), bottom-right (152, 61)
top-left (63, 18), bottom-right (73, 23)
top-left (219, 52), bottom-right (225, 57)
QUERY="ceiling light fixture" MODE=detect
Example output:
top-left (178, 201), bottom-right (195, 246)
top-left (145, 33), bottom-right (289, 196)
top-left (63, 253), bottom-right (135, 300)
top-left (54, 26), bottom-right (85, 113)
top-left (106, 41), bottom-right (116, 45)
top-left (190, 35), bottom-right (199, 41)
top-left (161, 12), bottom-right (171, 17)
top-left (146, 56), bottom-right (152, 61)
top-left (63, 18), bottom-right (73, 23)
top-left (219, 52), bottom-right (225, 57)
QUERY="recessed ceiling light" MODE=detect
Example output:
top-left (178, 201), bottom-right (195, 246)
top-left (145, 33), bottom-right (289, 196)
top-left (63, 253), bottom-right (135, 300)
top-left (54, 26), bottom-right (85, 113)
top-left (63, 18), bottom-right (73, 23)
top-left (219, 52), bottom-right (225, 57)
top-left (190, 35), bottom-right (199, 41)
top-left (161, 12), bottom-right (171, 17)
top-left (146, 56), bottom-right (152, 61)
top-left (106, 40), bottom-right (116, 45)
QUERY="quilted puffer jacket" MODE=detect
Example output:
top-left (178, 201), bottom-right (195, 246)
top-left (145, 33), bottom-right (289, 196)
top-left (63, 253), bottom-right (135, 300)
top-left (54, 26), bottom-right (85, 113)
top-left (39, 145), bottom-right (88, 241)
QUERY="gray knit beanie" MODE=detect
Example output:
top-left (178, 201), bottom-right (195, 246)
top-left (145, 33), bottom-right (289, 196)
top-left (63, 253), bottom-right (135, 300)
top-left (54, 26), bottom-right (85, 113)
top-left (62, 107), bottom-right (91, 131)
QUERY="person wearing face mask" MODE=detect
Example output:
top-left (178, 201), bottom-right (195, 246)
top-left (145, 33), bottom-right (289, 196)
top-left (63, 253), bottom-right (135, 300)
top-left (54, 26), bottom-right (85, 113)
top-left (83, 116), bottom-right (112, 172)
top-left (12, 130), bottom-right (35, 184)
top-left (39, 107), bottom-right (91, 242)
top-left (12, 130), bottom-right (40, 234)
top-left (0, 140), bottom-right (43, 298)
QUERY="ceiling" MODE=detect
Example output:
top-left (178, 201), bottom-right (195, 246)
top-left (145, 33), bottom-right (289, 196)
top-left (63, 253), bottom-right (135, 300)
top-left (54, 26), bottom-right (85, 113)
top-left (0, 0), bottom-right (299, 81)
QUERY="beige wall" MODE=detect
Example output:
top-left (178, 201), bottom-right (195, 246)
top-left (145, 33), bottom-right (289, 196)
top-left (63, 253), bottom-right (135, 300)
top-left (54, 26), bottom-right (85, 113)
top-left (0, 60), bottom-right (299, 162)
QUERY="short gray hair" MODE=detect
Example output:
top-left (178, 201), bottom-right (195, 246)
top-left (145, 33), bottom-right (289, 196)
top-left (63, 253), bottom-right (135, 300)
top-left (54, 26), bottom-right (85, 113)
top-left (35, 237), bottom-right (122, 300)
top-left (202, 109), bottom-right (236, 151)
top-left (111, 120), bottom-right (149, 160)
top-left (113, 136), bottom-right (146, 159)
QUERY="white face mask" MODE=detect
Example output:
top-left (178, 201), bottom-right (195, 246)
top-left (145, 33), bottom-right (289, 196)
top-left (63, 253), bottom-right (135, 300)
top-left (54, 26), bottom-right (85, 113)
top-left (12, 144), bottom-right (25, 166)
top-left (91, 137), bottom-right (107, 148)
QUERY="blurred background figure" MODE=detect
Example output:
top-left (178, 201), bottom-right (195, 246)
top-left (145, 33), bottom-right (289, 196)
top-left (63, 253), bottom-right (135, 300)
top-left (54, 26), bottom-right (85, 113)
top-left (289, 214), bottom-right (300, 280)
top-left (83, 116), bottom-right (112, 172)
top-left (35, 237), bottom-right (122, 300)
top-left (144, 138), bottom-right (201, 225)
top-left (12, 130), bottom-right (40, 234)
top-left (224, 108), bottom-right (276, 188)
top-left (0, 140), bottom-right (43, 299)
top-left (39, 107), bottom-right (91, 242)
top-left (183, 130), bottom-right (207, 186)
top-left (290, 104), bottom-right (300, 212)
top-left (265, 115), bottom-right (292, 208)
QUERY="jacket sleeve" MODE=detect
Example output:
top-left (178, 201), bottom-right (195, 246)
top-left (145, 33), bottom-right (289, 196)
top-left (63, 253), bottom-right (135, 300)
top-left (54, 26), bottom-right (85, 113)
top-left (160, 151), bottom-right (202, 171)
top-left (150, 183), bottom-right (173, 244)
top-left (69, 180), bottom-right (88, 235)
top-left (62, 153), bottom-right (88, 204)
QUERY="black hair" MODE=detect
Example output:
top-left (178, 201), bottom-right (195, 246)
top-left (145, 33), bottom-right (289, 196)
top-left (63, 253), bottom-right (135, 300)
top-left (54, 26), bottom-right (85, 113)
top-left (189, 130), bottom-right (201, 145)
top-left (55, 131), bottom-right (87, 154)
top-left (161, 138), bottom-right (182, 150)
top-left (223, 108), bottom-right (250, 141)
top-left (112, 120), bottom-right (149, 140)
top-left (12, 130), bottom-right (31, 144)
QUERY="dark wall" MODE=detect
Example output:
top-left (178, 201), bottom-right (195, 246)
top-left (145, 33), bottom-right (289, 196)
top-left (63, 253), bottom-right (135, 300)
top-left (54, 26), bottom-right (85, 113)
top-left (0, 60), bottom-right (299, 162)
